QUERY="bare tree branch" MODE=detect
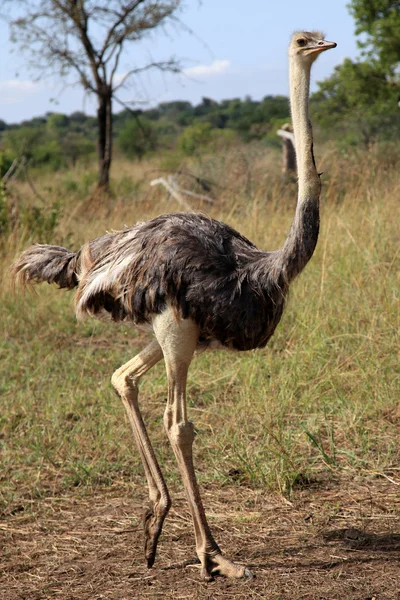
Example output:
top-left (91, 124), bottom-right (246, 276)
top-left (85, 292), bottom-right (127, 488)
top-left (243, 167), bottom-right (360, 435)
top-left (112, 58), bottom-right (181, 92)
top-left (99, 0), bottom-right (145, 61)
top-left (109, 41), bottom-right (124, 85)
top-left (1, 0), bottom-right (186, 191)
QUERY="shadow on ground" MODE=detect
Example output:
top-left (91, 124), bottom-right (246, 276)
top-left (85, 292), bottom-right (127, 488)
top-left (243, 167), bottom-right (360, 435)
top-left (1, 476), bottom-right (400, 599)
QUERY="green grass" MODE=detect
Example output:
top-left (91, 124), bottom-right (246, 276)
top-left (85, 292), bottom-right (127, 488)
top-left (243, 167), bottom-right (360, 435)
top-left (1, 144), bottom-right (399, 511)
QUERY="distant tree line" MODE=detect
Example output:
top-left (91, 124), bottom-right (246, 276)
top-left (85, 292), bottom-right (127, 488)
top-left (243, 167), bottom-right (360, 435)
top-left (1, 0), bottom-right (400, 186)
top-left (0, 95), bottom-right (292, 172)
top-left (1, 68), bottom-right (400, 177)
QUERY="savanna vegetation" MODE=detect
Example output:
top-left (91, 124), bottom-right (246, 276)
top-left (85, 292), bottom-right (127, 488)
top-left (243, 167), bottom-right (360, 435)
top-left (1, 137), bottom-right (399, 597)
top-left (1, 137), bottom-right (399, 499)
top-left (0, 0), bottom-right (399, 597)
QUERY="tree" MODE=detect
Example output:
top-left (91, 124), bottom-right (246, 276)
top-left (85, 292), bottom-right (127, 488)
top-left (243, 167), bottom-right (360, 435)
top-left (117, 118), bottom-right (157, 159)
top-left (178, 122), bottom-right (212, 155)
top-left (3, 127), bottom-right (45, 160)
top-left (348, 0), bottom-right (400, 73)
top-left (312, 58), bottom-right (398, 145)
top-left (2, 1), bottom-right (183, 191)
top-left (310, 2), bottom-right (400, 145)
top-left (47, 113), bottom-right (70, 131)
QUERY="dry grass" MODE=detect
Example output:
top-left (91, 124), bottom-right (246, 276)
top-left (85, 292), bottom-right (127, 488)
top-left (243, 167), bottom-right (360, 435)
top-left (0, 140), bottom-right (399, 596)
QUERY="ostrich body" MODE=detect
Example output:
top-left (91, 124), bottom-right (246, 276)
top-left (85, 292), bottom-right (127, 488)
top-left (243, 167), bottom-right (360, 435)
top-left (12, 32), bottom-right (336, 580)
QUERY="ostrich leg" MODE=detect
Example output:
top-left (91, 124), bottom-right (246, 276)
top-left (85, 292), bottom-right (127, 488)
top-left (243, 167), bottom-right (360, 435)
top-left (153, 310), bottom-right (252, 580)
top-left (111, 341), bottom-right (171, 567)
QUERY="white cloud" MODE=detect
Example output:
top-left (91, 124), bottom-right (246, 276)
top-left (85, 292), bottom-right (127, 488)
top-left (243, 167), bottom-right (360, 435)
top-left (0, 79), bottom-right (44, 104)
top-left (184, 59), bottom-right (231, 78)
top-left (0, 79), bottom-right (42, 92)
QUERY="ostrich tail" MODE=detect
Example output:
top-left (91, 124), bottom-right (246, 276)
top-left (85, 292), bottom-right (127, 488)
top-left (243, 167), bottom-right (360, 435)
top-left (11, 244), bottom-right (80, 290)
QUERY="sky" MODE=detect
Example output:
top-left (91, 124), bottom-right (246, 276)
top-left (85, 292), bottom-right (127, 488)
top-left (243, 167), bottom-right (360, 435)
top-left (0, 0), bottom-right (360, 124)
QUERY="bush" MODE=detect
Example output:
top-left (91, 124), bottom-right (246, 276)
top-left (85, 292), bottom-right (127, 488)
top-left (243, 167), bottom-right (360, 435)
top-left (178, 122), bottom-right (213, 156)
top-left (0, 151), bottom-right (15, 178)
top-left (33, 140), bottom-right (64, 170)
top-left (61, 133), bottom-right (95, 167)
top-left (3, 127), bottom-right (44, 160)
top-left (117, 118), bottom-right (157, 160)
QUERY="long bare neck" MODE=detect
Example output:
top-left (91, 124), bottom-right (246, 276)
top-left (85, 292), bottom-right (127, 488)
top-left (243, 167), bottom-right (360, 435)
top-left (280, 56), bottom-right (321, 282)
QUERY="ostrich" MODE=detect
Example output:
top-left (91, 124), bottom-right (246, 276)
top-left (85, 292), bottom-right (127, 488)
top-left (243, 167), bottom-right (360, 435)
top-left (11, 31), bottom-right (336, 580)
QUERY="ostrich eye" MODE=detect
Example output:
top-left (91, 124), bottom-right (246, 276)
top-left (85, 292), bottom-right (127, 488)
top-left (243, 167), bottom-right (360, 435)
top-left (297, 38), bottom-right (306, 47)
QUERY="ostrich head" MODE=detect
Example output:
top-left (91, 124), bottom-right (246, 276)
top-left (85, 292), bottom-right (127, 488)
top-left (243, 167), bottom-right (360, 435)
top-left (289, 31), bottom-right (337, 64)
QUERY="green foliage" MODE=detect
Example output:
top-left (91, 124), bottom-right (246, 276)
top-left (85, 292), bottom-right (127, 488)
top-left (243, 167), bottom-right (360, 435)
top-left (312, 58), bottom-right (399, 145)
top-left (311, 2), bottom-right (400, 145)
top-left (1, 117), bottom-right (95, 171)
top-left (178, 122), bottom-right (213, 155)
top-left (348, 0), bottom-right (400, 71)
top-left (117, 118), bottom-right (157, 160)
top-left (0, 150), bottom-right (15, 176)
top-left (3, 126), bottom-right (44, 160)
top-left (47, 112), bottom-right (69, 131)
top-left (0, 94), bottom-right (292, 174)
top-left (1, 94), bottom-right (290, 153)
top-left (185, 95), bottom-right (289, 142)
top-left (61, 133), bottom-right (95, 167)
top-left (34, 139), bottom-right (64, 170)
top-left (236, 95), bottom-right (290, 141)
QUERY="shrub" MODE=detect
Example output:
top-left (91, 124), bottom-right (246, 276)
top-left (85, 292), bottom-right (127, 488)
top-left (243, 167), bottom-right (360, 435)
top-left (117, 118), bottom-right (157, 160)
top-left (178, 122), bottom-right (212, 156)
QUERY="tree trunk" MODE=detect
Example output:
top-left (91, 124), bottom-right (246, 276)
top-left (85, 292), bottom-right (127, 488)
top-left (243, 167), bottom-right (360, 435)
top-left (97, 90), bottom-right (113, 192)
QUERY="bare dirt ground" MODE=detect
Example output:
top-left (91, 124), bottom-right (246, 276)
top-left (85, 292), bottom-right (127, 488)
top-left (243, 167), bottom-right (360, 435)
top-left (1, 476), bottom-right (400, 600)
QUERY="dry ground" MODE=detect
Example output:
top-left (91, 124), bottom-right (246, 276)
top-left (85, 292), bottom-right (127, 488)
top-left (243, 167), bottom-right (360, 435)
top-left (1, 476), bottom-right (400, 600)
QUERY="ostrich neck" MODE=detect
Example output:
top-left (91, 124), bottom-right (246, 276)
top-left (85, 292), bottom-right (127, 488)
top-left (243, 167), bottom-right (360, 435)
top-left (280, 57), bottom-right (321, 283)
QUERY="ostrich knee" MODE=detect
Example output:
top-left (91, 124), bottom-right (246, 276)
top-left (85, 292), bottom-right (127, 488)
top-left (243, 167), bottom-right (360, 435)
top-left (111, 369), bottom-right (138, 400)
top-left (164, 416), bottom-right (196, 451)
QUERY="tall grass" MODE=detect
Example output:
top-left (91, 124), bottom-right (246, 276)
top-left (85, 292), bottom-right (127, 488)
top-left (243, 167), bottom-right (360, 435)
top-left (0, 141), bottom-right (399, 510)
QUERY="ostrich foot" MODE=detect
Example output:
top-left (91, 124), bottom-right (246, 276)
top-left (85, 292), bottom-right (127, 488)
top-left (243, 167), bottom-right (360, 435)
top-left (143, 502), bottom-right (169, 568)
top-left (200, 552), bottom-right (253, 581)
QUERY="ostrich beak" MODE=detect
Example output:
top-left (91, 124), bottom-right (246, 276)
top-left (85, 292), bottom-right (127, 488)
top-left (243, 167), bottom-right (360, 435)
top-left (309, 40), bottom-right (337, 55)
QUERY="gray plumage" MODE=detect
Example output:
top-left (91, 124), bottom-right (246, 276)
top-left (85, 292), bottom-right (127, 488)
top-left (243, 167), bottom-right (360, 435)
top-left (12, 244), bottom-right (79, 289)
top-left (11, 207), bottom-right (317, 351)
